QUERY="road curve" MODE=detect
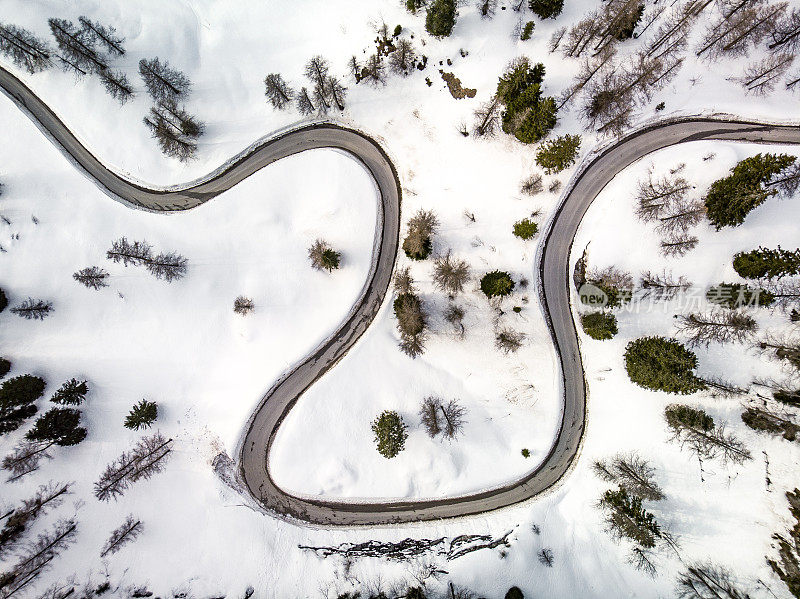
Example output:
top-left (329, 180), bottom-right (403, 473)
top-left (3, 64), bottom-right (800, 526)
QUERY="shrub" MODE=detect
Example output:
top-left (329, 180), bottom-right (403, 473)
top-left (425, 0), bottom-right (457, 37)
top-left (528, 0), bottom-right (564, 19)
top-left (481, 271), bottom-right (515, 298)
top-left (521, 448), bottom-right (530, 458)
top-left (371, 410), bottom-right (408, 458)
top-left (520, 21), bottom-right (535, 41)
top-left (51, 378), bottom-right (88, 406)
top-left (234, 296), bottom-right (255, 315)
top-left (535, 134), bottom-right (581, 174)
top-left (624, 337), bottom-right (705, 394)
top-left (124, 399), bottom-right (158, 430)
top-left (733, 246), bottom-right (800, 279)
top-left (496, 328), bottom-right (524, 353)
top-left (432, 251), bottom-right (470, 295)
top-left (581, 312), bottom-right (618, 340)
top-left (513, 218), bottom-right (539, 240)
top-left (0, 358), bottom-right (9, 379)
top-left (496, 58), bottom-right (557, 144)
top-left (26, 407), bottom-right (87, 446)
top-left (520, 173), bottom-right (543, 195)
top-left (403, 209), bottom-right (439, 261)
top-left (393, 24), bottom-right (402, 37)
top-left (394, 293), bottom-right (425, 337)
top-left (0, 288), bottom-right (7, 312)
top-left (704, 153), bottom-right (795, 229)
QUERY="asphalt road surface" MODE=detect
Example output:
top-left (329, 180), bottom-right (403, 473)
top-left (3, 64), bottom-right (799, 526)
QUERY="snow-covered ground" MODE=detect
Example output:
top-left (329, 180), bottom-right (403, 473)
top-left (1, 0), bottom-right (800, 597)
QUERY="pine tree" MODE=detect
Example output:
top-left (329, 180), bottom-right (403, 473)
top-left (0, 375), bottom-right (45, 435)
top-left (705, 283), bottom-right (774, 308)
top-left (0, 358), bottom-right (9, 379)
top-left (26, 408), bottom-right (87, 446)
top-left (624, 337), bottom-right (704, 394)
top-left (371, 411), bottom-right (408, 458)
top-left (124, 400), bottom-right (158, 431)
top-left (425, 0), bottom-right (457, 37)
top-left (528, 0), bottom-right (565, 19)
top-left (767, 489), bottom-right (800, 598)
top-left (73, 266), bottom-right (109, 290)
top-left (480, 271), bottom-right (515, 298)
top-left (496, 58), bottom-right (558, 144)
top-left (535, 134), bottom-right (581, 174)
top-left (581, 311), bottom-right (618, 340)
top-left (704, 153), bottom-right (796, 229)
top-left (51, 379), bottom-right (88, 406)
top-left (599, 486), bottom-right (661, 547)
top-left (11, 298), bottom-right (53, 320)
top-left (308, 239), bottom-right (341, 272)
top-left (592, 453), bottom-right (665, 501)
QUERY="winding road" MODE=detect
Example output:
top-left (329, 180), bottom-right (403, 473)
top-left (2, 64), bottom-right (800, 526)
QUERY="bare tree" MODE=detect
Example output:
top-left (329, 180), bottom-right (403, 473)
top-left (146, 251), bottom-right (187, 282)
top-left (639, 270), bottom-right (692, 301)
top-left (305, 55), bottom-right (329, 89)
top-left (676, 310), bottom-right (757, 347)
top-left (48, 18), bottom-right (108, 76)
top-left (549, 27), bottom-right (567, 52)
top-left (645, 0), bottom-right (709, 59)
top-left (736, 53), bottom-right (794, 95)
top-left (769, 6), bottom-right (800, 51)
top-left (635, 173), bottom-right (690, 221)
top-left (472, 97), bottom-right (500, 137)
top-left (233, 296), bottom-right (254, 316)
top-left (326, 76), bottom-right (347, 111)
top-left (264, 73), bottom-right (294, 109)
top-left (660, 233), bottom-right (698, 257)
top-left (10, 299), bottom-right (53, 320)
top-left (538, 548), bottom-right (555, 567)
top-left (399, 331), bottom-right (427, 358)
top-left (700, 376), bottom-right (748, 398)
top-left (94, 433), bottom-right (173, 501)
top-left (665, 404), bottom-right (752, 464)
top-left (78, 17), bottom-right (125, 56)
top-left (403, 209), bottom-right (439, 260)
top-left (768, 161), bottom-right (800, 197)
top-left (99, 69), bottom-right (134, 104)
top-left (655, 198), bottom-right (706, 236)
top-left (0, 482), bottom-right (70, 557)
top-left (477, 0), bottom-right (498, 18)
top-left (393, 267), bottom-right (415, 296)
top-left (676, 562), bottom-right (751, 599)
top-left (106, 237), bottom-right (152, 267)
top-left (696, 0), bottom-right (787, 60)
top-left (0, 518), bottom-right (77, 597)
top-left (495, 328), bottom-right (524, 354)
top-left (295, 86), bottom-right (315, 115)
top-left (440, 399), bottom-right (466, 440)
top-left (741, 405), bottom-right (798, 441)
top-left (755, 331), bottom-right (800, 372)
top-left (593, 453), bottom-right (665, 501)
top-left (100, 515), bottom-right (142, 557)
top-left (73, 266), bottom-right (109, 290)
top-left (138, 57), bottom-right (191, 103)
top-left (419, 397), bottom-right (442, 437)
top-left (389, 39), bottom-right (416, 75)
top-left (445, 303), bottom-right (465, 337)
top-left (520, 173), bottom-right (544, 196)
top-left (432, 251), bottom-right (470, 296)
top-left (362, 53), bottom-right (387, 86)
top-left (2, 441), bottom-right (54, 482)
top-left (0, 23), bottom-right (53, 73)
top-left (143, 100), bottom-right (204, 162)
top-left (558, 46), bottom-right (617, 109)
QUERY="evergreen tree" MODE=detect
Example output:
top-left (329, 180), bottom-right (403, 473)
top-left (624, 337), bottom-right (704, 394)
top-left (124, 399), bottom-right (158, 430)
top-left (0, 287), bottom-right (6, 312)
top-left (0, 375), bottom-right (44, 434)
top-left (425, 0), bottom-right (457, 37)
top-left (599, 486), bottom-right (661, 548)
top-left (496, 58), bottom-right (557, 144)
top-left (73, 266), bottom-right (109, 290)
top-left (505, 588), bottom-right (525, 599)
top-left (733, 246), bottom-right (800, 279)
top-left (665, 404), bottom-right (752, 464)
top-left (513, 218), bottom-right (539, 240)
top-left (371, 410), bottom-right (408, 458)
top-left (528, 0), bottom-right (565, 19)
top-left (25, 408), bottom-right (87, 446)
top-left (706, 282), bottom-right (774, 308)
top-left (581, 311), bottom-right (618, 340)
top-left (10, 298), bottom-right (53, 320)
top-left (308, 239), bottom-right (341, 272)
top-left (704, 153), bottom-right (796, 229)
top-left (51, 379), bottom-right (88, 406)
top-left (480, 271), bottom-right (515, 298)
top-left (535, 134), bottom-right (581, 174)
top-left (402, 209), bottom-right (439, 260)
top-left (0, 358), bottom-right (9, 379)
top-left (521, 21), bottom-right (535, 40)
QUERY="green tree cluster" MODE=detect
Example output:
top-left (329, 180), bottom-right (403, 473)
top-left (51, 378), bottom-right (88, 405)
top-left (496, 59), bottom-right (557, 144)
top-left (704, 153), bottom-right (796, 229)
top-left (26, 407), bottom-right (87, 446)
top-left (425, 0), bottom-right (457, 37)
top-left (624, 337), bottom-right (705, 394)
top-left (0, 375), bottom-right (46, 434)
top-left (733, 246), bottom-right (800, 279)
top-left (512, 218), bottom-right (538, 239)
top-left (581, 311), bottom-right (618, 340)
top-left (371, 410), bottom-right (408, 458)
top-left (535, 134), bottom-right (581, 174)
top-left (480, 271), bottom-right (515, 298)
